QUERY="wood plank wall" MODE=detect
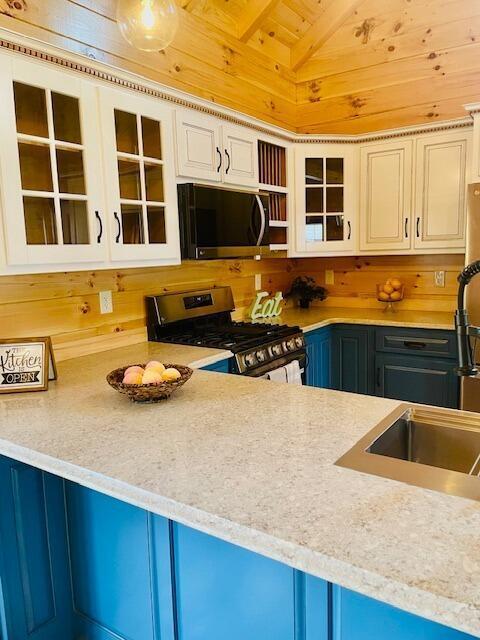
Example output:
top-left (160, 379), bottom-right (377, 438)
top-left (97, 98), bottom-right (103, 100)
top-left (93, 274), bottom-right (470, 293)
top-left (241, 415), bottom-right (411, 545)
top-left (0, 255), bottom-right (463, 362)
top-left (0, 259), bottom-right (295, 362)
top-left (294, 254), bottom-right (464, 312)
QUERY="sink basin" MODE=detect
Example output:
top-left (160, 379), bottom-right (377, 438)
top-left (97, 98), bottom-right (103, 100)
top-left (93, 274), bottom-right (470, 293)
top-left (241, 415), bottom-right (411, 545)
top-left (336, 404), bottom-right (480, 501)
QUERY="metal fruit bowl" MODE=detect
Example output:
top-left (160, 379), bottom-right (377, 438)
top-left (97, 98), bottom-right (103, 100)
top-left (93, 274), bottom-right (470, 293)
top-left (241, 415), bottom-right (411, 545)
top-left (106, 363), bottom-right (193, 403)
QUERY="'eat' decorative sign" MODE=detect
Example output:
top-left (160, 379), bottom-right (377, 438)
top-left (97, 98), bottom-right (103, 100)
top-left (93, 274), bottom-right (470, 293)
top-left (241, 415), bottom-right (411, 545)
top-left (0, 337), bottom-right (57, 394)
top-left (249, 291), bottom-right (284, 320)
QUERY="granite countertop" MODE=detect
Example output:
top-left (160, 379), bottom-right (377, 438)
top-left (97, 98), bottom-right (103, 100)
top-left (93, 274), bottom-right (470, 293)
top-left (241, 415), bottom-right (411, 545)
top-left (264, 305), bottom-right (456, 333)
top-left (0, 340), bottom-right (479, 637)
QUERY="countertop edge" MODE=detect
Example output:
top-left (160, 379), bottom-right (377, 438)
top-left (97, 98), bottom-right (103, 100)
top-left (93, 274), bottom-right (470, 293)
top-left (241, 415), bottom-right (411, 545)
top-left (1, 437), bottom-right (477, 638)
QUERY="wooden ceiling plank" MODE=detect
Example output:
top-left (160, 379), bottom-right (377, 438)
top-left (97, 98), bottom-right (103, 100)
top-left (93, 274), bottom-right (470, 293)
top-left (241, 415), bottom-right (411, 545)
top-left (297, 42), bottom-right (480, 104)
top-left (238, 0), bottom-right (279, 42)
top-left (297, 95), bottom-right (478, 134)
top-left (290, 0), bottom-right (365, 71)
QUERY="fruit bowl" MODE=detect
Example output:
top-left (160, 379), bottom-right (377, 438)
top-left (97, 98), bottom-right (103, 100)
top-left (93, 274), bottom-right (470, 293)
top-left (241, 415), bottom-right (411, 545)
top-left (106, 363), bottom-right (193, 403)
top-left (376, 283), bottom-right (404, 312)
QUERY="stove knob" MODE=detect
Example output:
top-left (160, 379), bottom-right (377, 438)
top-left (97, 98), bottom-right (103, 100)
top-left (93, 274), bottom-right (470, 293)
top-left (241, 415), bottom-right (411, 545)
top-left (272, 344), bottom-right (283, 357)
top-left (295, 336), bottom-right (304, 348)
top-left (244, 353), bottom-right (257, 367)
top-left (286, 339), bottom-right (296, 351)
top-left (256, 349), bottom-right (267, 362)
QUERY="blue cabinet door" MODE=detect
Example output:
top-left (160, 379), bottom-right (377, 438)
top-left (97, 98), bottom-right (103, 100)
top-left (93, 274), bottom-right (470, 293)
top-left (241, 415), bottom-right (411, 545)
top-left (201, 358), bottom-right (231, 373)
top-left (0, 457), bottom-right (72, 640)
top-left (332, 586), bottom-right (475, 640)
top-left (375, 352), bottom-right (459, 408)
top-left (172, 523), bottom-right (312, 640)
top-left (332, 325), bottom-right (374, 395)
top-left (305, 327), bottom-right (332, 388)
top-left (66, 483), bottom-right (175, 640)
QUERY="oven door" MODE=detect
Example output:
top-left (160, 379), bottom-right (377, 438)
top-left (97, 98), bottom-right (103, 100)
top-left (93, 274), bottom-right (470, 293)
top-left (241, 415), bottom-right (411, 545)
top-left (244, 350), bottom-right (307, 383)
top-left (180, 184), bottom-right (270, 259)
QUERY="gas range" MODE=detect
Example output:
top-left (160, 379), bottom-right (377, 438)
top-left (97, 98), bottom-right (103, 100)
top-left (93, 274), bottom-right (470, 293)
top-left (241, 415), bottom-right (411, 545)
top-left (146, 287), bottom-right (306, 376)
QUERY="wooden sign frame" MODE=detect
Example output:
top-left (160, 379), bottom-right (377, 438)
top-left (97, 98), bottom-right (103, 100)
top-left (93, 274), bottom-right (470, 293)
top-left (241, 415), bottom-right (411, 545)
top-left (0, 337), bottom-right (57, 394)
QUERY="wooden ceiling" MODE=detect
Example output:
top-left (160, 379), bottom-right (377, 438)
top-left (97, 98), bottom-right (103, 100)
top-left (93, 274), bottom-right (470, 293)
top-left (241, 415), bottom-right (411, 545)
top-left (1, 0), bottom-right (480, 134)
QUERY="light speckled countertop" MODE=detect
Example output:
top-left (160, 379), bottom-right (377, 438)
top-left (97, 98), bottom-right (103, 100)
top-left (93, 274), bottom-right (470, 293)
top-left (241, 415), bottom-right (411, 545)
top-left (0, 338), bottom-right (479, 637)
top-left (261, 305), bottom-right (456, 333)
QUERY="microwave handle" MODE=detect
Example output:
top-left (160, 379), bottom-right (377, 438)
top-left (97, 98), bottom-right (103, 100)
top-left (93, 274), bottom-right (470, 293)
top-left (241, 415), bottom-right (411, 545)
top-left (255, 195), bottom-right (267, 246)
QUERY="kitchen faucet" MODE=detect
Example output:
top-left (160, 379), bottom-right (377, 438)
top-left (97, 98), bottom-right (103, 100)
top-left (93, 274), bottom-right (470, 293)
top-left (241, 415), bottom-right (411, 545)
top-left (455, 259), bottom-right (480, 376)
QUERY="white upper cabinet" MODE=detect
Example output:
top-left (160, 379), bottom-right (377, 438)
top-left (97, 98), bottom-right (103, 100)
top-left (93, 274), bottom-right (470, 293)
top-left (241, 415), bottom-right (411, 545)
top-left (175, 110), bottom-right (258, 187)
top-left (222, 124), bottom-right (258, 187)
top-left (100, 88), bottom-right (180, 263)
top-left (413, 131), bottom-right (470, 250)
top-left (359, 140), bottom-right (413, 252)
top-left (294, 144), bottom-right (356, 255)
top-left (0, 55), bottom-right (106, 267)
top-left (174, 110), bottom-right (222, 182)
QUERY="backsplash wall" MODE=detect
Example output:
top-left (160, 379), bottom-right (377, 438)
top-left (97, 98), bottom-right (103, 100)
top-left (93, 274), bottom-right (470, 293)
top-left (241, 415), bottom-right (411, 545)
top-left (294, 254), bottom-right (464, 312)
top-left (0, 258), bottom-right (295, 362)
top-left (0, 254), bottom-right (464, 362)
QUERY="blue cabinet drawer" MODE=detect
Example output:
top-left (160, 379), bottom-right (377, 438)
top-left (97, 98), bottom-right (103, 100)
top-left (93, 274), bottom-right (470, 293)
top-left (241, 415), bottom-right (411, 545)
top-left (375, 352), bottom-right (459, 408)
top-left (375, 327), bottom-right (457, 359)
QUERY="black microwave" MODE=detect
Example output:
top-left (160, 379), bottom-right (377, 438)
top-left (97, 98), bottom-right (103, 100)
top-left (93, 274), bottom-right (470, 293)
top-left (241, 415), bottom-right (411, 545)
top-left (178, 184), bottom-right (270, 259)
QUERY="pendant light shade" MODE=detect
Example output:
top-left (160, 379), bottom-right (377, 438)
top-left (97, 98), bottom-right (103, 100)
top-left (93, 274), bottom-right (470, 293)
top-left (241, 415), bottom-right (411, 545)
top-left (117, 0), bottom-right (179, 52)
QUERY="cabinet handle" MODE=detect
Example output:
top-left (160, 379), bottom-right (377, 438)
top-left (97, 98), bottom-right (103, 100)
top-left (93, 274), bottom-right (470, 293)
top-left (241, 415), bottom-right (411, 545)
top-left (404, 340), bottom-right (427, 350)
top-left (95, 211), bottom-right (103, 243)
top-left (114, 211), bottom-right (121, 243)
top-left (416, 217), bottom-right (420, 238)
top-left (225, 149), bottom-right (231, 174)
top-left (216, 147), bottom-right (222, 172)
top-left (376, 366), bottom-right (381, 388)
top-left (347, 220), bottom-right (351, 240)
top-left (405, 217), bottom-right (408, 239)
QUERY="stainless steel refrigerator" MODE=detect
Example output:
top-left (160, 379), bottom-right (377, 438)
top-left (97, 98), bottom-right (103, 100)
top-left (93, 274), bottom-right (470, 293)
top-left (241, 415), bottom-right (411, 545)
top-left (462, 184), bottom-right (480, 411)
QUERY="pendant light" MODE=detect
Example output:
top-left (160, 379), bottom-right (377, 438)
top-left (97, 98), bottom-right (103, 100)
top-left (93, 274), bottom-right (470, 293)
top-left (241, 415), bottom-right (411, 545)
top-left (117, 0), bottom-right (179, 52)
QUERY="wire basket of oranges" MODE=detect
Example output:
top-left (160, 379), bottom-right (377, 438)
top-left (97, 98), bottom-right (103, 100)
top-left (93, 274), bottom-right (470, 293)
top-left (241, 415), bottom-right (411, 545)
top-left (377, 278), bottom-right (404, 312)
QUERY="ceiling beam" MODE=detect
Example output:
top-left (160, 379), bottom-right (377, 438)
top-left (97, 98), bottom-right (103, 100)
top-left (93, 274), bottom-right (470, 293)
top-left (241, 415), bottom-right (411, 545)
top-left (290, 0), bottom-right (364, 71)
top-left (238, 0), bottom-right (279, 42)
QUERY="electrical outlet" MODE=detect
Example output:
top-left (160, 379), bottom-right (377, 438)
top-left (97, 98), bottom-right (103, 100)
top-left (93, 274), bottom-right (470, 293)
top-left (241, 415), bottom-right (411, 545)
top-left (99, 290), bottom-right (113, 314)
top-left (434, 271), bottom-right (445, 287)
top-left (325, 270), bottom-right (335, 285)
top-left (255, 274), bottom-right (262, 291)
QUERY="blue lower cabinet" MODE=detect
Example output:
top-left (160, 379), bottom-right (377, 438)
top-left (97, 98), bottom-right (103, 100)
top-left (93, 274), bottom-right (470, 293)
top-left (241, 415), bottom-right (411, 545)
top-left (332, 325), bottom-right (375, 395)
top-left (305, 328), bottom-right (332, 388)
top-left (66, 483), bottom-right (174, 640)
top-left (0, 456), bottom-right (72, 640)
top-left (201, 358), bottom-right (231, 373)
top-left (375, 352), bottom-right (459, 408)
top-left (0, 461), bottom-right (475, 640)
top-left (172, 524), bottom-right (304, 640)
top-left (332, 586), bottom-right (474, 640)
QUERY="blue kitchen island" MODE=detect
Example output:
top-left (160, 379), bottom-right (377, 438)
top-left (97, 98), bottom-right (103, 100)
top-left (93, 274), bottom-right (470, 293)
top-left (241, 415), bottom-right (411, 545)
top-left (0, 340), bottom-right (478, 640)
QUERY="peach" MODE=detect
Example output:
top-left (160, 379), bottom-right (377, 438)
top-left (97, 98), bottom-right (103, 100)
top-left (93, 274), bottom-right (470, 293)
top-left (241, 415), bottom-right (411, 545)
top-left (161, 367), bottom-right (181, 382)
top-left (142, 369), bottom-right (163, 384)
top-left (390, 278), bottom-right (402, 291)
top-left (122, 371), bottom-right (143, 385)
top-left (124, 365), bottom-right (144, 376)
top-left (390, 290), bottom-right (402, 301)
top-left (383, 283), bottom-right (394, 295)
top-left (145, 360), bottom-right (165, 373)
top-left (378, 291), bottom-right (390, 302)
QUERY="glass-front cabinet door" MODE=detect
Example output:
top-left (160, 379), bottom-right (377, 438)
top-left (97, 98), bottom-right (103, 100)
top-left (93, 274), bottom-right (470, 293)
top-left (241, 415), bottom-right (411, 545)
top-left (294, 145), bottom-right (356, 254)
top-left (99, 88), bottom-right (180, 262)
top-left (0, 56), bottom-right (105, 266)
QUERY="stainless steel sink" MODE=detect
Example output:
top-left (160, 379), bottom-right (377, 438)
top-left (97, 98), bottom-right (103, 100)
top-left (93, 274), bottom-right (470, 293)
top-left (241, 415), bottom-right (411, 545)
top-left (336, 404), bottom-right (480, 501)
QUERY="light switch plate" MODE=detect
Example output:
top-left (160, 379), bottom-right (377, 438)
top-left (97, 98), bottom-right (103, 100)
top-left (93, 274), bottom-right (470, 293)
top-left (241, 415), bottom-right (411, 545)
top-left (99, 290), bottom-right (113, 314)
top-left (434, 271), bottom-right (445, 287)
top-left (325, 270), bottom-right (335, 285)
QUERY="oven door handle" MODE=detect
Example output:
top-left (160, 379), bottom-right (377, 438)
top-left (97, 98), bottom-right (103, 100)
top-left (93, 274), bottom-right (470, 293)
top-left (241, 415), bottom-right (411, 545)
top-left (255, 195), bottom-right (267, 246)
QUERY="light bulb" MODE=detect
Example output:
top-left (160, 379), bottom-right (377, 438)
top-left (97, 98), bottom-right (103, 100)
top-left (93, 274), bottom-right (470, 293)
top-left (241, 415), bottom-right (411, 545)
top-left (117, 0), bottom-right (179, 52)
